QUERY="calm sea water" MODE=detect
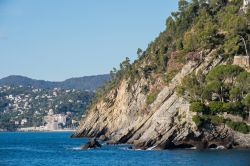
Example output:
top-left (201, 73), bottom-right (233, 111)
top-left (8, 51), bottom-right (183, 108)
top-left (0, 132), bottom-right (250, 166)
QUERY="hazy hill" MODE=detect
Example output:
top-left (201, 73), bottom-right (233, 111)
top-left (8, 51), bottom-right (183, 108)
top-left (0, 75), bottom-right (110, 91)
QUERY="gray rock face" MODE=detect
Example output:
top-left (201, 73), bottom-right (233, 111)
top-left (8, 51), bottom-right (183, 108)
top-left (73, 50), bottom-right (250, 150)
top-left (80, 139), bottom-right (102, 150)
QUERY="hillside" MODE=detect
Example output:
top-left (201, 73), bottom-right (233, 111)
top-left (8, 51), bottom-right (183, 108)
top-left (0, 74), bottom-right (110, 131)
top-left (73, 0), bottom-right (250, 150)
top-left (0, 85), bottom-right (93, 131)
top-left (0, 74), bottom-right (110, 91)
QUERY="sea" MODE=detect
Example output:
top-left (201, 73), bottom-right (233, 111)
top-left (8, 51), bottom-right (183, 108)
top-left (0, 132), bottom-right (250, 166)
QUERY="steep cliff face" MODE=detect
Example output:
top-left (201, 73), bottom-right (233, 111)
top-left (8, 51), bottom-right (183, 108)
top-left (73, 50), bottom-right (250, 149)
top-left (73, 0), bottom-right (250, 149)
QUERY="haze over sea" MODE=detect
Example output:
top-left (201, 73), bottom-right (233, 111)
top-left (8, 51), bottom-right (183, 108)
top-left (0, 132), bottom-right (250, 166)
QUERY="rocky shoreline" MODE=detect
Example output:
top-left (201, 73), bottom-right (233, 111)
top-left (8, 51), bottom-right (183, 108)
top-left (72, 126), bottom-right (250, 150)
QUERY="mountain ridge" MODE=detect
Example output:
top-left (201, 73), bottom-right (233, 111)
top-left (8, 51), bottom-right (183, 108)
top-left (0, 74), bottom-right (110, 91)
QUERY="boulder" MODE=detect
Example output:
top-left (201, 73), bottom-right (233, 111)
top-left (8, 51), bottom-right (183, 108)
top-left (98, 135), bottom-right (108, 141)
top-left (106, 140), bottom-right (118, 145)
top-left (80, 139), bottom-right (102, 150)
top-left (133, 142), bottom-right (147, 150)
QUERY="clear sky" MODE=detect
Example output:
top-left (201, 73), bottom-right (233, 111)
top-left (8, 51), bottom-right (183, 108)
top-left (0, 0), bottom-right (178, 81)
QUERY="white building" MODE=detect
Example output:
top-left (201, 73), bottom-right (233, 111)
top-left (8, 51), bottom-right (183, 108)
top-left (244, 0), bottom-right (250, 6)
top-left (43, 113), bottom-right (67, 130)
top-left (243, 0), bottom-right (250, 13)
top-left (57, 114), bottom-right (67, 125)
top-left (48, 109), bottom-right (54, 115)
top-left (45, 121), bottom-right (59, 131)
top-left (21, 118), bottom-right (28, 125)
top-left (8, 95), bottom-right (14, 100)
top-left (53, 91), bottom-right (57, 96)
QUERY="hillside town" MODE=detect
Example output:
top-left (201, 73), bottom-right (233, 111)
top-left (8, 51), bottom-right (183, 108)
top-left (0, 85), bottom-right (93, 131)
top-left (17, 110), bottom-right (79, 132)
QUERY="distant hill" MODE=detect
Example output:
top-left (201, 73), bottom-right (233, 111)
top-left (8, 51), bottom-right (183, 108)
top-left (0, 75), bottom-right (110, 91)
top-left (60, 75), bottom-right (110, 91)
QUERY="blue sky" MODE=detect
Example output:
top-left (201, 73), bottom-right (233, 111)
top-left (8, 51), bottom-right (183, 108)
top-left (0, 0), bottom-right (178, 81)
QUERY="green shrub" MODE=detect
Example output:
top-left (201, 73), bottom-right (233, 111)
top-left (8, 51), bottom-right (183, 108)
top-left (190, 102), bottom-right (207, 113)
top-left (176, 85), bottom-right (185, 96)
top-left (143, 65), bottom-right (157, 79)
top-left (208, 101), bottom-right (223, 114)
top-left (146, 91), bottom-right (159, 105)
top-left (164, 70), bottom-right (179, 84)
top-left (210, 115), bottom-right (224, 125)
top-left (226, 120), bottom-right (250, 134)
top-left (223, 102), bottom-right (244, 116)
top-left (192, 115), bottom-right (204, 127)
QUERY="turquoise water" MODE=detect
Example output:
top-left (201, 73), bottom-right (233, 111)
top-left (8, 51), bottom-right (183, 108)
top-left (0, 132), bottom-right (250, 166)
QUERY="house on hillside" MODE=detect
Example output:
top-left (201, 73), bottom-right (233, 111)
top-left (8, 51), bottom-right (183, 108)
top-left (242, 0), bottom-right (250, 13)
top-left (43, 113), bottom-right (67, 131)
top-left (233, 56), bottom-right (250, 69)
top-left (244, 0), bottom-right (250, 7)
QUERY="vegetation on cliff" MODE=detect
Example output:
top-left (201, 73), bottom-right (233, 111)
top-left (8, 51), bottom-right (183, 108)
top-left (91, 0), bottom-right (249, 105)
top-left (86, 0), bottom-right (250, 134)
top-left (178, 64), bottom-right (250, 133)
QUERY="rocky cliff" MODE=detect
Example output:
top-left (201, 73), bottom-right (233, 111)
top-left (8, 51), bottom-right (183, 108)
top-left (73, 1), bottom-right (250, 149)
top-left (73, 50), bottom-right (250, 149)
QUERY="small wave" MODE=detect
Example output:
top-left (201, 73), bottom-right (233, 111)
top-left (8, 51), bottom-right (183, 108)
top-left (118, 146), bottom-right (143, 151)
top-left (126, 148), bottom-right (143, 151)
top-left (0, 147), bottom-right (18, 150)
top-left (208, 145), bottom-right (225, 150)
top-left (0, 147), bottom-right (53, 153)
top-left (147, 145), bottom-right (157, 151)
top-left (189, 147), bottom-right (197, 150)
top-left (68, 147), bottom-right (82, 151)
top-left (118, 147), bottom-right (126, 150)
top-left (133, 149), bottom-right (143, 151)
top-left (119, 147), bottom-right (132, 151)
top-left (216, 146), bottom-right (225, 150)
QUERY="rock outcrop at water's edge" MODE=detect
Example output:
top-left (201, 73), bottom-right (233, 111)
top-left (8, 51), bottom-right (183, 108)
top-left (72, 50), bottom-right (250, 150)
top-left (80, 138), bottom-right (102, 150)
